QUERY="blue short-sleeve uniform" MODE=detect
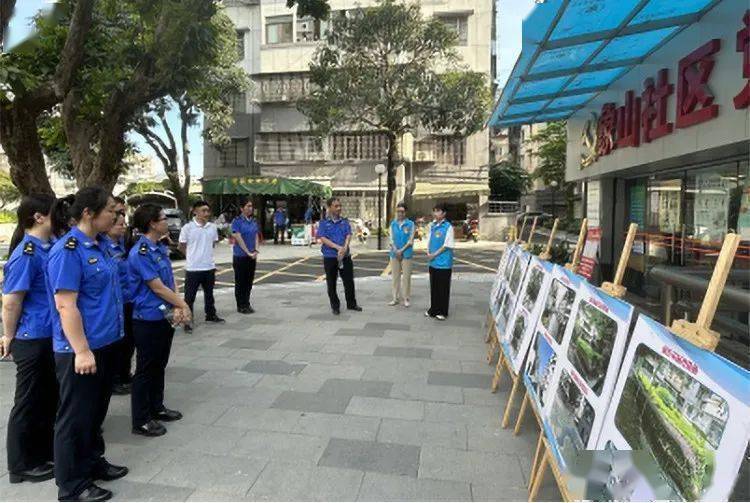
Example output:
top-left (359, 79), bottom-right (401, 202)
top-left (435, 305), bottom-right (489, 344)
top-left (3, 234), bottom-right (53, 340)
top-left (102, 235), bottom-right (133, 303)
top-left (128, 235), bottom-right (175, 321)
top-left (428, 220), bottom-right (454, 269)
top-left (318, 217), bottom-right (351, 258)
top-left (274, 209), bottom-right (286, 226)
top-left (231, 216), bottom-right (259, 256)
top-left (46, 227), bottom-right (124, 353)
top-left (389, 219), bottom-right (415, 260)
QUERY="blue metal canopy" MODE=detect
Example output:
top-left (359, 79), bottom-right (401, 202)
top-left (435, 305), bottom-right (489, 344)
top-left (489, 0), bottom-right (723, 127)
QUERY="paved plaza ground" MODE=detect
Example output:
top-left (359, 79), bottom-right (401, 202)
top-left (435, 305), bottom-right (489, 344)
top-left (0, 271), bottom-right (562, 501)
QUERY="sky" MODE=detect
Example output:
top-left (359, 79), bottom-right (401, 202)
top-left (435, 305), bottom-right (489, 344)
top-left (6, 0), bottom-right (537, 178)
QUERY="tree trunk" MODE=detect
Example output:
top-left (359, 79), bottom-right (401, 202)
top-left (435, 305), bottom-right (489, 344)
top-left (0, 105), bottom-right (53, 195)
top-left (177, 100), bottom-right (192, 217)
top-left (385, 132), bottom-right (397, 225)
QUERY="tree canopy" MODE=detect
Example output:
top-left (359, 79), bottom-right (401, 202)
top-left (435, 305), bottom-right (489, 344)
top-left (299, 0), bottom-right (490, 222)
top-left (489, 161), bottom-right (529, 201)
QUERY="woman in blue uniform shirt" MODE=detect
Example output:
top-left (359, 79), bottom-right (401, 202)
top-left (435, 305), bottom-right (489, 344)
top-left (46, 187), bottom-right (128, 502)
top-left (1, 194), bottom-right (57, 484)
top-left (128, 204), bottom-right (191, 438)
top-left (424, 203), bottom-right (455, 320)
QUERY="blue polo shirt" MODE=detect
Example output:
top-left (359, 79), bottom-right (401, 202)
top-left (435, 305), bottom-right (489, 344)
top-left (389, 219), bottom-right (415, 260)
top-left (318, 217), bottom-right (351, 258)
top-left (274, 209), bottom-right (286, 226)
top-left (102, 235), bottom-right (133, 303)
top-left (231, 216), bottom-right (259, 256)
top-left (46, 227), bottom-right (124, 353)
top-left (3, 234), bottom-right (53, 340)
top-left (428, 219), bottom-right (454, 269)
top-left (128, 235), bottom-right (175, 321)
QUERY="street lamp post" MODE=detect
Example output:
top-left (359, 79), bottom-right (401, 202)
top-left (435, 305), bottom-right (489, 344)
top-left (550, 180), bottom-right (559, 218)
top-left (375, 163), bottom-right (387, 250)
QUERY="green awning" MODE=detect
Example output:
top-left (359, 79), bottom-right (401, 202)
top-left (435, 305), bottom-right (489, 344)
top-left (202, 177), bottom-right (332, 198)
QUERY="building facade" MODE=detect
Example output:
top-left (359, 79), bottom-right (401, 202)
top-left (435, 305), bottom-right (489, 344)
top-left (204, 0), bottom-right (493, 227)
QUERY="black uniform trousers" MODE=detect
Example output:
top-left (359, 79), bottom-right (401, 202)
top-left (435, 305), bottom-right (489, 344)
top-left (232, 256), bottom-right (257, 310)
top-left (54, 343), bottom-right (116, 500)
top-left (183, 269), bottom-right (217, 319)
top-left (113, 302), bottom-right (134, 385)
top-left (274, 225), bottom-right (286, 244)
top-left (131, 319), bottom-right (174, 427)
top-left (6, 338), bottom-right (57, 474)
top-left (428, 266), bottom-right (452, 317)
top-left (323, 256), bottom-right (357, 310)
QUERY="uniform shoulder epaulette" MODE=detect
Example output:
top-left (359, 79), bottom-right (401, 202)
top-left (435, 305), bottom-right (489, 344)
top-left (64, 237), bottom-right (78, 250)
top-left (138, 242), bottom-right (148, 255)
top-left (23, 241), bottom-right (35, 255)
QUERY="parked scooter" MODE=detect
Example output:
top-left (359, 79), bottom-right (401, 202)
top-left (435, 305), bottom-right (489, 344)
top-left (462, 218), bottom-right (479, 242)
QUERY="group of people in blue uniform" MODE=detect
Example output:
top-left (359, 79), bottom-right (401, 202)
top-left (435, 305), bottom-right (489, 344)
top-left (1, 188), bottom-right (190, 502)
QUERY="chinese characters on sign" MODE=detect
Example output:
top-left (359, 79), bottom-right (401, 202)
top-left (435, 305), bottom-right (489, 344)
top-left (581, 14), bottom-right (749, 168)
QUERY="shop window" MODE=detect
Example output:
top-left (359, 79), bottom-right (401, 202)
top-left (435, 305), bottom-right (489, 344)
top-left (266, 15), bottom-right (293, 45)
top-left (437, 14), bottom-right (469, 46)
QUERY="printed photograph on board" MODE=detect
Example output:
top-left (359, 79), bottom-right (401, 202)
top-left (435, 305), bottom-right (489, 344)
top-left (496, 291), bottom-right (514, 336)
top-left (567, 301), bottom-right (619, 395)
top-left (525, 332), bottom-right (558, 409)
top-left (509, 315), bottom-right (526, 358)
top-left (549, 369), bottom-right (596, 466)
top-left (508, 258), bottom-right (524, 295)
top-left (540, 279), bottom-right (576, 344)
top-left (521, 267), bottom-right (544, 313)
top-left (613, 344), bottom-right (728, 501)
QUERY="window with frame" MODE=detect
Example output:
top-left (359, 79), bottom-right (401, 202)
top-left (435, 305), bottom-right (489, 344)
top-left (230, 92), bottom-right (246, 114)
top-left (436, 136), bottom-right (466, 166)
top-left (266, 15), bottom-right (293, 45)
top-left (219, 139), bottom-right (249, 167)
top-left (296, 16), bottom-right (322, 42)
top-left (438, 14), bottom-right (468, 46)
top-left (236, 30), bottom-right (245, 59)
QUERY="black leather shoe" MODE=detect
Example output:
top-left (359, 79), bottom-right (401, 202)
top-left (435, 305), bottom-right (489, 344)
top-left (62, 484), bottom-right (113, 502)
top-left (111, 382), bottom-right (131, 395)
top-left (183, 324), bottom-right (193, 334)
top-left (206, 316), bottom-right (225, 324)
top-left (94, 462), bottom-right (129, 482)
top-left (9, 463), bottom-right (55, 483)
top-left (132, 420), bottom-right (167, 437)
top-left (347, 305), bottom-right (363, 312)
top-left (332, 307), bottom-right (340, 315)
top-left (154, 408), bottom-right (183, 422)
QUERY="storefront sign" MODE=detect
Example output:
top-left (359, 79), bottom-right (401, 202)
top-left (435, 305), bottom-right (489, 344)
top-left (580, 13), bottom-right (750, 168)
top-left (577, 227), bottom-right (601, 280)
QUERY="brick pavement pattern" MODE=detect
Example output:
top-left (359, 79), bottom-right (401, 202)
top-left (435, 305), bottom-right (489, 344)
top-left (0, 274), bottom-right (560, 501)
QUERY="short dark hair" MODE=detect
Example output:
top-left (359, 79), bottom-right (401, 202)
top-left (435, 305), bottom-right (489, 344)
top-left (113, 196), bottom-right (126, 206)
top-left (433, 203), bottom-right (447, 213)
top-left (396, 202), bottom-right (407, 211)
top-left (133, 204), bottom-right (163, 234)
top-left (192, 200), bottom-right (210, 210)
top-left (239, 196), bottom-right (253, 208)
top-left (70, 187), bottom-right (111, 221)
top-left (326, 197), bottom-right (340, 207)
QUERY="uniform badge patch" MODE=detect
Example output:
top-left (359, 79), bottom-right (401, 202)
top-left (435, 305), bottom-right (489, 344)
top-left (64, 237), bottom-right (78, 250)
top-left (87, 257), bottom-right (98, 264)
top-left (138, 243), bottom-right (148, 255)
top-left (23, 241), bottom-right (35, 255)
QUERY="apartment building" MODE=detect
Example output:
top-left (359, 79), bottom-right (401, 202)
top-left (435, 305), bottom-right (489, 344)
top-left (204, 0), bottom-right (493, 226)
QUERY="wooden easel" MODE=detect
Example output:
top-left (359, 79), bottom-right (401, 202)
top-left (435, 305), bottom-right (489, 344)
top-left (600, 223), bottom-right (638, 299)
top-left (564, 218), bottom-right (587, 272)
top-left (522, 217), bottom-right (539, 251)
top-left (517, 217), bottom-right (529, 244)
top-left (539, 218), bottom-right (559, 261)
top-left (485, 313), bottom-right (498, 363)
top-left (669, 232), bottom-right (740, 350)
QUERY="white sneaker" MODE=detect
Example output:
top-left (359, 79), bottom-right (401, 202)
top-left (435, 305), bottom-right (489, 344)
top-left (436, 314), bottom-right (446, 321)
top-left (388, 300), bottom-right (398, 306)
top-left (424, 311), bottom-right (430, 317)
top-left (404, 299), bottom-right (410, 308)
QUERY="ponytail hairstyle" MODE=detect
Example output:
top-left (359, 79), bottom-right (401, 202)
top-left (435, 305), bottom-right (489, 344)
top-left (8, 193), bottom-right (56, 256)
top-left (51, 194), bottom-right (76, 239)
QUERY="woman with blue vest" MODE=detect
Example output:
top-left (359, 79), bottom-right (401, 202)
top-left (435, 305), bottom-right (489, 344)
top-left (1, 194), bottom-right (57, 485)
top-left (46, 187), bottom-right (128, 501)
top-left (424, 203), bottom-right (455, 320)
top-left (128, 204), bottom-right (191, 438)
top-left (388, 202), bottom-right (415, 307)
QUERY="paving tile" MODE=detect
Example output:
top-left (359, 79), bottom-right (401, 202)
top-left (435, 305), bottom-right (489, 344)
top-left (424, 403), bottom-right (499, 426)
top-left (308, 312), bottom-right (351, 321)
top-left (150, 451), bottom-right (267, 494)
top-left (0, 474), bottom-right (58, 501)
top-left (186, 489), bottom-right (252, 502)
top-left (293, 412), bottom-right (380, 441)
top-left (215, 406), bottom-right (302, 432)
top-left (99, 443), bottom-right (182, 483)
top-left (283, 351), bottom-right (344, 365)
top-left (231, 431), bottom-right (329, 463)
top-left (181, 426), bottom-right (248, 455)
top-left (390, 381), bottom-right (463, 404)
top-left (357, 472), bottom-right (471, 501)
top-left (98, 479), bottom-right (194, 501)
top-left (318, 438), bottom-right (420, 477)
top-left (466, 424), bottom-right (538, 455)
top-left (377, 418), bottom-right (466, 450)
top-left (427, 371), bottom-right (492, 389)
top-left (247, 461), bottom-right (364, 501)
top-left (364, 322), bottom-right (411, 331)
top-left (346, 396), bottom-right (424, 420)
top-left (470, 481), bottom-right (561, 502)
top-left (374, 346), bottom-right (433, 359)
top-left (318, 378), bottom-right (393, 399)
top-left (419, 446), bottom-right (525, 485)
top-left (271, 390), bottom-right (351, 414)
top-left (220, 338), bottom-right (277, 350)
top-left (334, 327), bottom-right (382, 337)
top-left (193, 370), bottom-right (264, 387)
top-left (166, 366), bottom-right (207, 384)
top-left (241, 360), bottom-right (307, 375)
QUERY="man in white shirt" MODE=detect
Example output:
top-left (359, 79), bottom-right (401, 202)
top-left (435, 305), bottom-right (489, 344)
top-left (178, 200), bottom-right (225, 333)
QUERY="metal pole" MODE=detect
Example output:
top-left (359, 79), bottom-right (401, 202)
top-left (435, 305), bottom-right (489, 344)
top-left (377, 173), bottom-right (383, 250)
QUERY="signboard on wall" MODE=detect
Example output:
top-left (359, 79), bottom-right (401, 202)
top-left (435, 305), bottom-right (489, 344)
top-left (577, 227), bottom-right (601, 280)
top-left (596, 315), bottom-right (750, 502)
top-left (586, 181), bottom-right (601, 228)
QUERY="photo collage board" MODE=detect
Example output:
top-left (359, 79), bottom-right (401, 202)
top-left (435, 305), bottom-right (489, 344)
top-left (488, 244), bottom-right (750, 500)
